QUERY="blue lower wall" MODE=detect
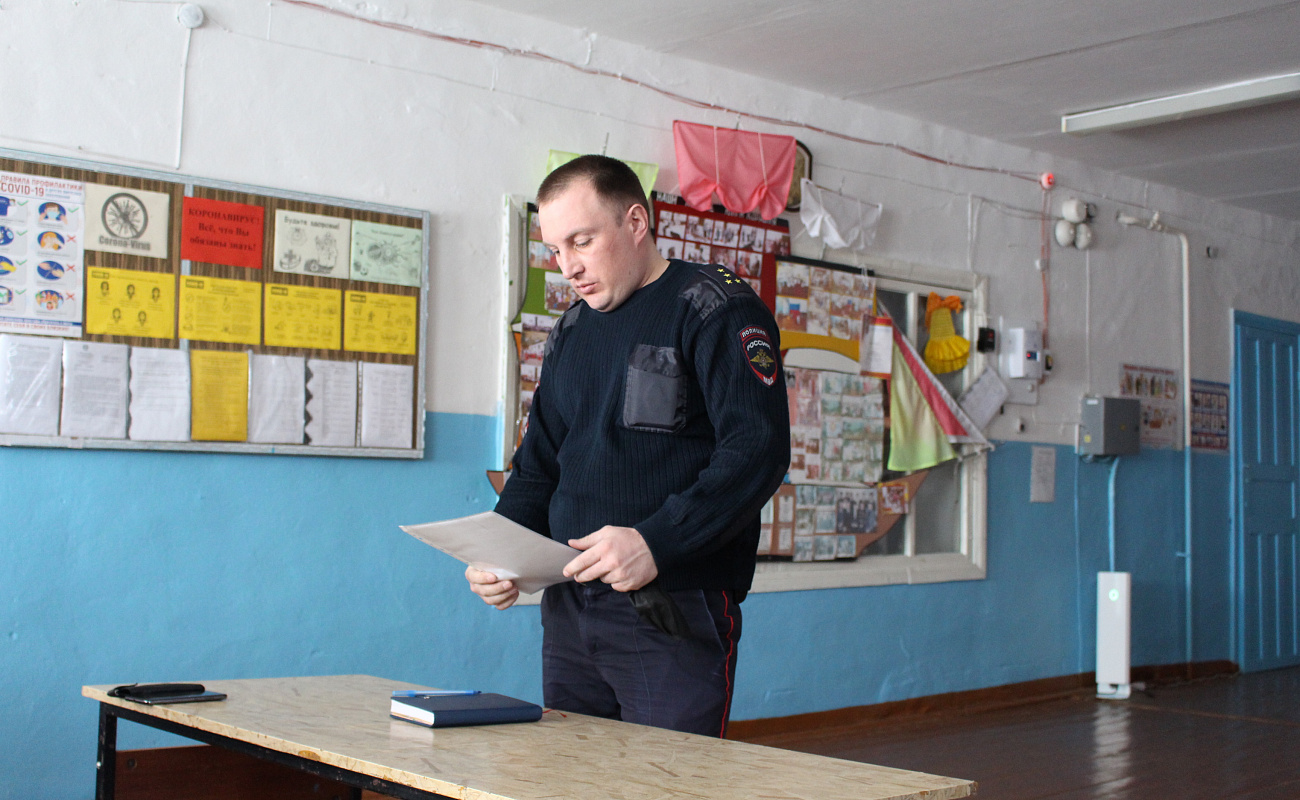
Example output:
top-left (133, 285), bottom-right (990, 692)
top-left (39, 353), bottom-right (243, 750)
top-left (0, 422), bottom-right (1233, 799)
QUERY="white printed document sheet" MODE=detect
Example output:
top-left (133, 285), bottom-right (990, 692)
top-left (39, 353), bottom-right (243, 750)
top-left (305, 358), bottom-right (357, 447)
top-left (128, 347), bottom-right (190, 441)
top-left (0, 333), bottom-right (63, 435)
top-left (400, 512), bottom-right (579, 595)
top-left (60, 340), bottom-right (128, 438)
top-left (248, 354), bottom-right (305, 444)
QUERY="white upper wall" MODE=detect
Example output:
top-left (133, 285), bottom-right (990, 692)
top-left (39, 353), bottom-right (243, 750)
top-left (4, 0), bottom-right (1297, 444)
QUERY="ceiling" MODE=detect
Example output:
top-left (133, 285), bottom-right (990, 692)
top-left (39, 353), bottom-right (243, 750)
top-left (468, 0), bottom-right (1300, 221)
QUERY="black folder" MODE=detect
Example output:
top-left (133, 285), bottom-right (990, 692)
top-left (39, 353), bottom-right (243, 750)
top-left (390, 693), bottom-right (543, 728)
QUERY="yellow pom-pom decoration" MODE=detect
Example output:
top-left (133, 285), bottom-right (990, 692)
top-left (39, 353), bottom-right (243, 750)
top-left (923, 293), bottom-right (970, 374)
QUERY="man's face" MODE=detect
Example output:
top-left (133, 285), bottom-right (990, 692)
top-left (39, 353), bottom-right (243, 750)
top-left (539, 180), bottom-right (650, 313)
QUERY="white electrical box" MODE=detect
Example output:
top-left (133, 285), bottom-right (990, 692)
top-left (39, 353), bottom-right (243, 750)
top-left (1004, 326), bottom-right (1044, 379)
top-left (1097, 571), bottom-right (1132, 699)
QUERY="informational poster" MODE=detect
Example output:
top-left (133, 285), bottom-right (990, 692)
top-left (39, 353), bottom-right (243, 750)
top-left (305, 359), bottom-right (357, 447)
top-left (59, 341), bottom-right (128, 439)
top-left (85, 266), bottom-right (175, 339)
top-left (273, 210), bottom-right (350, 278)
top-left (359, 361), bottom-right (413, 448)
top-left (248, 354), bottom-right (305, 444)
top-left (264, 284), bottom-right (342, 350)
top-left (84, 183), bottom-right (170, 259)
top-left (350, 220), bottom-right (422, 287)
top-left (178, 276), bottom-right (262, 345)
top-left (0, 333), bottom-right (63, 435)
top-left (1120, 363), bottom-right (1181, 449)
top-left (1190, 379), bottom-right (1229, 452)
top-left (343, 291), bottom-right (416, 355)
top-left (181, 197), bottom-right (265, 269)
top-left (128, 347), bottom-right (190, 441)
top-left (0, 170), bottom-right (85, 336)
top-left (190, 349), bottom-right (249, 441)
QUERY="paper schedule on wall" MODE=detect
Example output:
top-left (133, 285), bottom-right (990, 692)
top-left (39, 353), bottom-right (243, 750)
top-left (85, 266), bottom-right (175, 339)
top-left (190, 349), bottom-right (248, 442)
top-left (84, 183), bottom-right (170, 259)
top-left (344, 291), bottom-right (416, 355)
top-left (350, 221), bottom-right (422, 287)
top-left (273, 210), bottom-right (350, 278)
top-left (179, 276), bottom-right (262, 345)
top-left (360, 361), bottom-right (413, 449)
top-left (305, 359), bottom-right (357, 447)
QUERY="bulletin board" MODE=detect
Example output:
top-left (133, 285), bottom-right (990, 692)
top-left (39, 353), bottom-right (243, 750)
top-left (0, 148), bottom-right (428, 459)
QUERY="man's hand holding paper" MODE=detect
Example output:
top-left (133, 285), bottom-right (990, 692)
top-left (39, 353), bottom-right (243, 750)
top-left (400, 512), bottom-right (580, 598)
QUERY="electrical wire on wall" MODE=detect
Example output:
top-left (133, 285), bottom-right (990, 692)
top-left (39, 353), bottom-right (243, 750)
top-left (278, 0), bottom-right (1042, 186)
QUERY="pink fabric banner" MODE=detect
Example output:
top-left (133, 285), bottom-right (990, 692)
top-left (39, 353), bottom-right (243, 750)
top-left (673, 121), bottom-right (797, 220)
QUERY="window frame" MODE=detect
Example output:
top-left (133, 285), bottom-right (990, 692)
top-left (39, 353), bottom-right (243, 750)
top-left (750, 258), bottom-right (989, 593)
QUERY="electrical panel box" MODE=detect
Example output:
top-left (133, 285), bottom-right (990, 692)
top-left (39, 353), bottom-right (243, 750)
top-left (1079, 396), bottom-right (1141, 456)
top-left (1004, 326), bottom-right (1044, 379)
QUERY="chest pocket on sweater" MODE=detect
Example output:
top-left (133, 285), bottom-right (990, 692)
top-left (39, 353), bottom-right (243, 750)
top-left (622, 344), bottom-right (687, 433)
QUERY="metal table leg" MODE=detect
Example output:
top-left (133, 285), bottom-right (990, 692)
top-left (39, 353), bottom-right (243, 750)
top-left (95, 703), bottom-right (117, 800)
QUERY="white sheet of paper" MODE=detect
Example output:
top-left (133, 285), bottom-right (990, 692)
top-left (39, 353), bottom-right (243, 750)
top-left (128, 347), bottom-right (190, 441)
top-left (400, 511), bottom-right (579, 595)
top-left (0, 333), bottom-right (63, 435)
top-left (959, 367), bottom-right (1010, 431)
top-left (359, 361), bottom-right (413, 449)
top-left (1030, 445), bottom-right (1056, 504)
top-left (248, 354), bottom-right (305, 444)
top-left (60, 341), bottom-right (128, 438)
top-left (859, 315), bottom-right (893, 377)
top-left (305, 358), bottom-right (357, 447)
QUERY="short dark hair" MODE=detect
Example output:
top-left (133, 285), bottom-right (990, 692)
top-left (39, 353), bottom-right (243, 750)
top-left (537, 154), bottom-right (650, 220)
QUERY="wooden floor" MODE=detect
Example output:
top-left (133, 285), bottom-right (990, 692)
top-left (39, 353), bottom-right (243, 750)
top-left (738, 667), bottom-right (1300, 799)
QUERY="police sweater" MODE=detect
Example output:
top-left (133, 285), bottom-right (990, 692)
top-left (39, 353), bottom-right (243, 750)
top-left (495, 259), bottom-right (791, 595)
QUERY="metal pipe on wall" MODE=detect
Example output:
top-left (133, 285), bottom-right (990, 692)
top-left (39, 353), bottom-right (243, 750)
top-left (1116, 211), bottom-right (1195, 666)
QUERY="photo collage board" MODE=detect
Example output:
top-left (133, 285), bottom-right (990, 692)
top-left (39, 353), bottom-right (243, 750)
top-left (758, 257), bottom-right (916, 563)
top-left (0, 151), bottom-right (427, 457)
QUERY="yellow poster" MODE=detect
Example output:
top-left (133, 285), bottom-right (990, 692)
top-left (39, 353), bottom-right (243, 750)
top-left (178, 276), bottom-right (262, 345)
top-left (264, 284), bottom-right (342, 350)
top-left (190, 349), bottom-right (248, 441)
top-left (85, 267), bottom-right (176, 339)
top-left (344, 291), bottom-right (417, 355)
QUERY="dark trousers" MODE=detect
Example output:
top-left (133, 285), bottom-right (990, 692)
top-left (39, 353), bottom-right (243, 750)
top-left (540, 581), bottom-right (742, 737)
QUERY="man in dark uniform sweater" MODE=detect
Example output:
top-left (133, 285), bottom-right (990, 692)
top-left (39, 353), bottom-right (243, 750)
top-left (466, 155), bottom-right (790, 737)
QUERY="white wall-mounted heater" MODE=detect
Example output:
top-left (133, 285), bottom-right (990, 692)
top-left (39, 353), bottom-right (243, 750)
top-left (1096, 571), bottom-right (1132, 699)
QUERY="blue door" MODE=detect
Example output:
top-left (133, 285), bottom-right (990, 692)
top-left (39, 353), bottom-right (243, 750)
top-left (1234, 311), bottom-right (1300, 672)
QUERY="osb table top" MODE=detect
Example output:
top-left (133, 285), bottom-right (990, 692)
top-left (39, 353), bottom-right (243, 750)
top-left (85, 675), bottom-right (974, 800)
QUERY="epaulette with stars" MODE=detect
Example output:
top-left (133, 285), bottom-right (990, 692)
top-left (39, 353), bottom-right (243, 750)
top-left (681, 263), bottom-right (755, 320)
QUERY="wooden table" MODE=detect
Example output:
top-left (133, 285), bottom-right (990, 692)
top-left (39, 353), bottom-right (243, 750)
top-left (85, 675), bottom-right (974, 800)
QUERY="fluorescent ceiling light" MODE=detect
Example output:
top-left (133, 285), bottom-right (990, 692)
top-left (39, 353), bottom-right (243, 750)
top-left (1062, 71), bottom-right (1300, 135)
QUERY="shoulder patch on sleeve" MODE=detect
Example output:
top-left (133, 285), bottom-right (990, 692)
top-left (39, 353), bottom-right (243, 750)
top-left (682, 265), bottom-right (755, 320)
top-left (543, 303), bottom-right (583, 359)
top-left (739, 325), bottom-right (778, 386)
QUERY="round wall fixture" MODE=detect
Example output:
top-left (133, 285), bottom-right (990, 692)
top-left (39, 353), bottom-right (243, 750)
top-left (177, 4), bottom-right (206, 29)
top-left (1055, 219), bottom-right (1077, 247)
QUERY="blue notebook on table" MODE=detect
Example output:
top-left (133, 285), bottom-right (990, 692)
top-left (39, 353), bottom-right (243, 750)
top-left (390, 693), bottom-right (543, 728)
